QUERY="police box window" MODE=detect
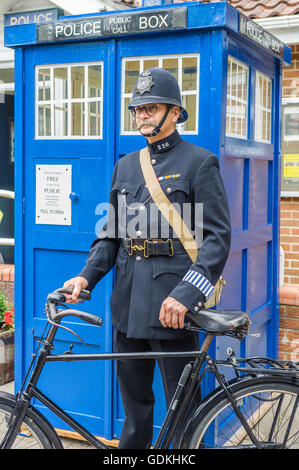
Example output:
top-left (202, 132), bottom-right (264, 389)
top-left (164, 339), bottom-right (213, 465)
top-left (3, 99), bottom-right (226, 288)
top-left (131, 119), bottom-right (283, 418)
top-left (35, 62), bottom-right (103, 139)
top-left (255, 71), bottom-right (272, 143)
top-left (281, 102), bottom-right (299, 195)
top-left (226, 56), bottom-right (249, 139)
top-left (121, 54), bottom-right (199, 134)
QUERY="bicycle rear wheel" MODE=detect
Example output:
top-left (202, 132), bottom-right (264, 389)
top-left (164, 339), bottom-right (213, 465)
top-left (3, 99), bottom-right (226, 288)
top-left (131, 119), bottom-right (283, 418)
top-left (0, 393), bottom-right (61, 449)
top-left (184, 377), bottom-right (299, 449)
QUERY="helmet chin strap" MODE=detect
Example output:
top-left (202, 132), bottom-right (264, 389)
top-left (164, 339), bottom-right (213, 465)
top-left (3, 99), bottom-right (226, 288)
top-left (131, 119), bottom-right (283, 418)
top-left (141, 105), bottom-right (171, 138)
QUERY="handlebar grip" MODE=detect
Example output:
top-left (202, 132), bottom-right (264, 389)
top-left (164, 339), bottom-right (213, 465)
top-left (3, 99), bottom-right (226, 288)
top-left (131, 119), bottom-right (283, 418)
top-left (54, 309), bottom-right (103, 327)
top-left (56, 287), bottom-right (91, 301)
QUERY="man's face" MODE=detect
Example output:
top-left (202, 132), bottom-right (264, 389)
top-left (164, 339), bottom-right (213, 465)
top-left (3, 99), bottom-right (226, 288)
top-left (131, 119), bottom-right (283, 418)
top-left (132, 103), bottom-right (180, 138)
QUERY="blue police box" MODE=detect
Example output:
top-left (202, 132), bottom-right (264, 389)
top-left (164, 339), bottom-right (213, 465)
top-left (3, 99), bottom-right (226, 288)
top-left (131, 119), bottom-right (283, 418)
top-left (4, 1), bottom-right (291, 443)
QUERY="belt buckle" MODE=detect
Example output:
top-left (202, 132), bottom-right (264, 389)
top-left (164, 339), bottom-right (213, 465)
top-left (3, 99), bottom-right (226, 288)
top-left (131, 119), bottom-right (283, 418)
top-left (127, 238), bottom-right (133, 256)
top-left (167, 239), bottom-right (174, 257)
top-left (143, 240), bottom-right (149, 258)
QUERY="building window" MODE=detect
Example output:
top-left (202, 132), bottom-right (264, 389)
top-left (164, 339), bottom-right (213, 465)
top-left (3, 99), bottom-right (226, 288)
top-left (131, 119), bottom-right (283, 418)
top-left (281, 101), bottom-right (299, 195)
top-left (121, 54), bottom-right (200, 134)
top-left (226, 56), bottom-right (249, 139)
top-left (35, 62), bottom-right (103, 139)
top-left (255, 71), bottom-right (272, 143)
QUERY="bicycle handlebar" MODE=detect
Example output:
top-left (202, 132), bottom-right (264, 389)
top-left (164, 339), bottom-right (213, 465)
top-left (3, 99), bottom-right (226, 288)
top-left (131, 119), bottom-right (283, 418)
top-left (46, 288), bottom-right (103, 328)
top-left (53, 309), bottom-right (103, 327)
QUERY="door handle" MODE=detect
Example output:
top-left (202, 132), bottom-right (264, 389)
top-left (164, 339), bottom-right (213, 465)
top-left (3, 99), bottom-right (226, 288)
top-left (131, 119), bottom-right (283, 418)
top-left (69, 192), bottom-right (79, 201)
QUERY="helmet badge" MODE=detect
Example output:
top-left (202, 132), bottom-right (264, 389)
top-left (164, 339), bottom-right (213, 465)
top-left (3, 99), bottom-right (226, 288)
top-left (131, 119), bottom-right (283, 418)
top-left (136, 69), bottom-right (155, 95)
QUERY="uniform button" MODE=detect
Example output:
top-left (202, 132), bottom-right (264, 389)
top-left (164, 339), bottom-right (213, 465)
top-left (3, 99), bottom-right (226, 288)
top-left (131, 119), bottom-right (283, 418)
top-left (121, 188), bottom-right (126, 194)
top-left (151, 159), bottom-right (156, 165)
top-left (167, 187), bottom-right (172, 194)
top-left (140, 205), bottom-right (145, 211)
top-left (194, 306), bottom-right (199, 312)
top-left (136, 256), bottom-right (142, 262)
top-left (198, 302), bottom-right (202, 308)
top-left (136, 230), bottom-right (142, 237)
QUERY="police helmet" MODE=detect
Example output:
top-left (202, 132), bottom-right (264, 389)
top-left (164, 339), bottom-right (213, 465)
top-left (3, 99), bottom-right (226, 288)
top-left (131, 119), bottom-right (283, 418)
top-left (128, 67), bottom-right (188, 124)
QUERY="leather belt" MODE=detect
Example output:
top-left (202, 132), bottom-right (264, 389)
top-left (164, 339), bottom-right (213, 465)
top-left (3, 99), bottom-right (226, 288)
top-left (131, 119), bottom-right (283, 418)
top-left (122, 238), bottom-right (185, 257)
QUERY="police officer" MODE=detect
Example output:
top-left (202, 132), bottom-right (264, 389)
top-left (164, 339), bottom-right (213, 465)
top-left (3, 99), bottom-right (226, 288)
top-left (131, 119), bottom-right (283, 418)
top-left (63, 68), bottom-right (231, 448)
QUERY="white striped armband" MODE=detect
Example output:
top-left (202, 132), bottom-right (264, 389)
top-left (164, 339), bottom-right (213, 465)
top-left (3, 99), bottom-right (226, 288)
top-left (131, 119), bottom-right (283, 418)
top-left (182, 270), bottom-right (214, 300)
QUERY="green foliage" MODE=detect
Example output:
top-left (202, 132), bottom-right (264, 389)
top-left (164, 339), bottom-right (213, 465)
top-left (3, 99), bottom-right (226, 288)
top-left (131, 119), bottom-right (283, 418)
top-left (0, 291), bottom-right (9, 323)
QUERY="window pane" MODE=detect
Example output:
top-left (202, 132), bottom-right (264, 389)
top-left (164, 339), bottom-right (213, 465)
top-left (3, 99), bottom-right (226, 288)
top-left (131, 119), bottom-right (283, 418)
top-left (143, 59), bottom-right (158, 71)
top-left (182, 57), bottom-right (197, 92)
top-left (123, 97), bottom-right (137, 132)
top-left (54, 103), bottom-right (68, 136)
top-left (72, 102), bottom-right (85, 135)
top-left (71, 66), bottom-right (85, 99)
top-left (125, 61), bottom-right (140, 94)
top-left (0, 68), bottom-right (14, 83)
top-left (88, 65), bottom-right (101, 98)
top-left (54, 67), bottom-right (68, 100)
top-left (162, 58), bottom-right (178, 82)
top-left (281, 104), bottom-right (299, 193)
top-left (38, 69), bottom-right (50, 101)
top-left (38, 105), bottom-right (51, 136)
top-left (226, 57), bottom-right (248, 138)
top-left (88, 102), bottom-right (101, 136)
top-left (182, 94), bottom-right (196, 131)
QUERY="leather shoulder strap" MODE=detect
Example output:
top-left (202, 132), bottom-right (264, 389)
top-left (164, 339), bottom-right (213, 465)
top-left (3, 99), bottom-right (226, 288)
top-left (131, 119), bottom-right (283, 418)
top-left (139, 147), bottom-right (198, 263)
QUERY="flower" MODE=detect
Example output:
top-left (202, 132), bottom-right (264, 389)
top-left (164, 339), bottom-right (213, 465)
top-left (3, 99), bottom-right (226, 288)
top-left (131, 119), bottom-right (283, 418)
top-left (4, 311), bottom-right (14, 326)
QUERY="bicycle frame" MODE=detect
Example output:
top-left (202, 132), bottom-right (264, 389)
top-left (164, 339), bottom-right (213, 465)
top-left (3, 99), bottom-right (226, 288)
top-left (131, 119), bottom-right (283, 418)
top-left (1, 317), bottom-right (214, 450)
top-left (3, 310), bottom-right (297, 450)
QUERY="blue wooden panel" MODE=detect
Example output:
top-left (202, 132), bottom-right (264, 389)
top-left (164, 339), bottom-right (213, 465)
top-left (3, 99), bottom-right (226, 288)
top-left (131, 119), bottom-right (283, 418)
top-left (249, 159), bottom-right (269, 228)
top-left (222, 157), bottom-right (244, 232)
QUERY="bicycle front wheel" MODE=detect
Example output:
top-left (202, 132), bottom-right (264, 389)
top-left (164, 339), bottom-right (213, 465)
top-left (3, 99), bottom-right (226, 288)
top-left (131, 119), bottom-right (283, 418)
top-left (0, 393), bottom-right (60, 449)
top-left (185, 376), bottom-right (299, 449)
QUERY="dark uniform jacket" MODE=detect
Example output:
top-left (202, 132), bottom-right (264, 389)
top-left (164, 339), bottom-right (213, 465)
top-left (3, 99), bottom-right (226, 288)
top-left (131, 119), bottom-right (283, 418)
top-left (79, 130), bottom-right (231, 340)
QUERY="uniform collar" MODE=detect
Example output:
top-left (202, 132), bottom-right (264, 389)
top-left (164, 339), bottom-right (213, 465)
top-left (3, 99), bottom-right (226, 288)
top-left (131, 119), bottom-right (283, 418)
top-left (147, 130), bottom-right (182, 154)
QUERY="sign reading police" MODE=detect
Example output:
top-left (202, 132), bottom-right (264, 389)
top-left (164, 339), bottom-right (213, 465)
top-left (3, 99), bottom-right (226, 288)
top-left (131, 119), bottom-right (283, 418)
top-left (239, 13), bottom-right (284, 60)
top-left (37, 7), bottom-right (187, 42)
top-left (4, 8), bottom-right (62, 26)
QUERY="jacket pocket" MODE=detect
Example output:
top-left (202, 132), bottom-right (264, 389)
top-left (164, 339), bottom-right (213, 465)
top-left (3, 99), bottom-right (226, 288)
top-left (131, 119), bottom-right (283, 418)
top-left (159, 178), bottom-right (191, 198)
top-left (153, 253), bottom-right (191, 279)
top-left (111, 180), bottom-right (142, 198)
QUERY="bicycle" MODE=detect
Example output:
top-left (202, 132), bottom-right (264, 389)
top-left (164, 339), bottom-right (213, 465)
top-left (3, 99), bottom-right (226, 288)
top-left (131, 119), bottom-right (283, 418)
top-left (0, 287), bottom-right (298, 449)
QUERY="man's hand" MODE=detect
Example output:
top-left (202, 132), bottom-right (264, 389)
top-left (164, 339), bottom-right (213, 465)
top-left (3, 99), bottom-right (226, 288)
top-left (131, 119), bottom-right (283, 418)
top-left (63, 276), bottom-right (89, 304)
top-left (159, 297), bottom-right (188, 329)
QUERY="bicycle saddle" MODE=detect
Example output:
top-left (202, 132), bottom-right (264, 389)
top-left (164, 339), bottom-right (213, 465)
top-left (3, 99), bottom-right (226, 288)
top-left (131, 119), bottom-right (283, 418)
top-left (186, 308), bottom-right (250, 334)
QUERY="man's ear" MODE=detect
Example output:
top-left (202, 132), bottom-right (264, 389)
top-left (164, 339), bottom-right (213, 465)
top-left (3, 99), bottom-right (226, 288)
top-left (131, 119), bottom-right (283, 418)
top-left (171, 105), bottom-right (181, 124)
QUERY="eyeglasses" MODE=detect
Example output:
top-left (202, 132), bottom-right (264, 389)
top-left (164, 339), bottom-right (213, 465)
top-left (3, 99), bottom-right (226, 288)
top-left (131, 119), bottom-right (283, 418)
top-left (131, 104), bottom-right (158, 118)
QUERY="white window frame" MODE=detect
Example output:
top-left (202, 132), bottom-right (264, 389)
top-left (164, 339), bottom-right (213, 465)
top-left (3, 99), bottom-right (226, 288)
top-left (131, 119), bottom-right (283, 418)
top-left (35, 62), bottom-right (103, 139)
top-left (255, 71), bottom-right (272, 144)
top-left (226, 56), bottom-right (249, 140)
top-left (121, 54), bottom-right (200, 135)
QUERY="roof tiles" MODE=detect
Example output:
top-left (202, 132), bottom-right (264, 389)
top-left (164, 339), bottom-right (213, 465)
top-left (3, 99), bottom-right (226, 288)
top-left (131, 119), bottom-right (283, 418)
top-left (201, 0), bottom-right (299, 18)
top-left (119, 0), bottom-right (299, 19)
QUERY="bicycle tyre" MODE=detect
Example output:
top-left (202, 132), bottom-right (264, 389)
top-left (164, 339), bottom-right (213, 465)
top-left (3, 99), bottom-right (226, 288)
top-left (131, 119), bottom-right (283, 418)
top-left (0, 392), bottom-right (62, 449)
top-left (181, 376), bottom-right (299, 449)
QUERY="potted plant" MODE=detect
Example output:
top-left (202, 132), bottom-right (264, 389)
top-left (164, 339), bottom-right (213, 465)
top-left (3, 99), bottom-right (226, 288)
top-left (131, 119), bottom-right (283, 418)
top-left (0, 291), bottom-right (14, 385)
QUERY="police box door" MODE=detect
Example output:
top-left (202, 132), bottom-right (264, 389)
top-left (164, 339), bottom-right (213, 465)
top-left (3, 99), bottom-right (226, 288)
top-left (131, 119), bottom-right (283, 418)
top-left (20, 39), bottom-right (116, 438)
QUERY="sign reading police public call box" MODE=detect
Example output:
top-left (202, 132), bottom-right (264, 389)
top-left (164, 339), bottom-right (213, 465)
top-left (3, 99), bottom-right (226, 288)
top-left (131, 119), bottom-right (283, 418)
top-left (239, 13), bottom-right (284, 60)
top-left (36, 165), bottom-right (72, 226)
top-left (37, 7), bottom-right (187, 42)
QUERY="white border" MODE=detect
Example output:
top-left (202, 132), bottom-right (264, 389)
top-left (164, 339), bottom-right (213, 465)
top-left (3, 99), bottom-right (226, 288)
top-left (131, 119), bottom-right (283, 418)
top-left (35, 61), bottom-right (103, 140)
top-left (120, 54), bottom-right (200, 135)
